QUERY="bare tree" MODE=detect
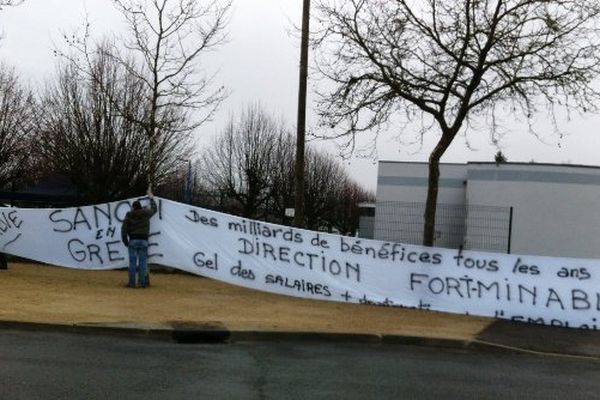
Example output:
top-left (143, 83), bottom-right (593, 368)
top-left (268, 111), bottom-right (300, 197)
top-left (269, 136), bottom-right (373, 231)
top-left (314, 0), bottom-right (600, 246)
top-left (303, 148), bottom-right (346, 230)
top-left (202, 104), bottom-right (374, 230)
top-left (330, 179), bottom-right (374, 235)
top-left (109, 0), bottom-right (230, 190)
top-left (202, 105), bottom-right (286, 218)
top-left (60, 0), bottom-right (231, 191)
top-left (38, 46), bottom-right (193, 203)
top-left (269, 133), bottom-right (297, 221)
top-left (0, 63), bottom-right (35, 190)
top-left (303, 151), bottom-right (374, 233)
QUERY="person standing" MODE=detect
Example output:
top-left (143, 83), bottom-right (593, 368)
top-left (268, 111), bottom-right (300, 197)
top-left (121, 193), bottom-right (157, 288)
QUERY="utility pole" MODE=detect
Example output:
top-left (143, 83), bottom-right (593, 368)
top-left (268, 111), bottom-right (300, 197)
top-left (294, 0), bottom-right (310, 228)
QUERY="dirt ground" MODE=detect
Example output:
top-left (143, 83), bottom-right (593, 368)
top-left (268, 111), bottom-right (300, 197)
top-left (0, 262), bottom-right (490, 340)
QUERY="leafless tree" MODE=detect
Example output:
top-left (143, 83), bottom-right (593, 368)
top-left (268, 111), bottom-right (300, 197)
top-left (303, 150), bottom-right (374, 233)
top-left (202, 105), bottom-right (286, 218)
top-left (110, 0), bottom-right (230, 189)
top-left (202, 104), bottom-right (374, 231)
top-left (59, 0), bottom-right (231, 191)
top-left (314, 0), bottom-right (600, 245)
top-left (330, 179), bottom-right (374, 235)
top-left (0, 63), bottom-right (36, 190)
top-left (269, 138), bottom-right (374, 232)
top-left (38, 46), bottom-right (193, 203)
top-left (303, 148), bottom-right (346, 230)
top-left (269, 133), bottom-right (297, 221)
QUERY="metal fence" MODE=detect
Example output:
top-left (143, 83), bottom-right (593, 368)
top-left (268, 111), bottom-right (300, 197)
top-left (372, 201), bottom-right (512, 253)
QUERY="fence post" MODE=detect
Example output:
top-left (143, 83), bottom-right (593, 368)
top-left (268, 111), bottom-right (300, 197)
top-left (507, 206), bottom-right (514, 254)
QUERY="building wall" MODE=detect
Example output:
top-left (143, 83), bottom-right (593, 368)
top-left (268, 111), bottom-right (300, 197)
top-left (466, 163), bottom-right (600, 258)
top-left (375, 162), bottom-right (468, 248)
top-left (375, 160), bottom-right (600, 259)
top-left (377, 161), bottom-right (467, 204)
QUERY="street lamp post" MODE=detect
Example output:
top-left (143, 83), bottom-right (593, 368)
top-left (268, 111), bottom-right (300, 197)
top-left (177, 158), bottom-right (193, 204)
top-left (185, 159), bottom-right (193, 204)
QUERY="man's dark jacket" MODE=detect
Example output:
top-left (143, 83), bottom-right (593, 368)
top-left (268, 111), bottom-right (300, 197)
top-left (121, 199), bottom-right (157, 245)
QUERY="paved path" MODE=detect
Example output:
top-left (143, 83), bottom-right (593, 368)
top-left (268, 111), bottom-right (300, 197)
top-left (2, 262), bottom-right (599, 359)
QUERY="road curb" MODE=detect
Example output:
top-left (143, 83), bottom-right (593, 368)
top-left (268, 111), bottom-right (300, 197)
top-left (5, 319), bottom-right (596, 359)
top-left (0, 319), bottom-right (474, 349)
top-left (0, 320), bottom-right (173, 340)
top-left (228, 330), bottom-right (384, 344)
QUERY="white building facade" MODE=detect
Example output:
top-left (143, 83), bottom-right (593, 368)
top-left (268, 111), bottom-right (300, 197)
top-left (374, 161), bottom-right (600, 259)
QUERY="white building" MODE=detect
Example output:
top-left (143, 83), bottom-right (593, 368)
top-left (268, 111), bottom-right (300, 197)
top-left (372, 161), bottom-right (600, 259)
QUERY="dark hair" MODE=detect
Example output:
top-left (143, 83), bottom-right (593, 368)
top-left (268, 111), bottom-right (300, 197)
top-left (132, 201), bottom-right (142, 210)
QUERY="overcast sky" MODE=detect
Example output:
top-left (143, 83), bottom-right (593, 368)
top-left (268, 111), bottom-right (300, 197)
top-left (2, 0), bottom-right (600, 193)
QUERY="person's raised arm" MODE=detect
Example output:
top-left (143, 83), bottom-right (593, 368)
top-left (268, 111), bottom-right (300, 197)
top-left (146, 190), bottom-right (157, 216)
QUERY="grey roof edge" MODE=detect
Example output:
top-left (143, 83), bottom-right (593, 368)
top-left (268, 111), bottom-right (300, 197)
top-left (378, 160), bottom-right (465, 166)
top-left (467, 161), bottom-right (600, 171)
top-left (378, 160), bottom-right (600, 171)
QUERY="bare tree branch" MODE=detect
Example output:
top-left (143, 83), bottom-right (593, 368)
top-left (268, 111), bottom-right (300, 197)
top-left (314, 0), bottom-right (600, 245)
top-left (201, 104), bottom-right (374, 229)
top-left (38, 46), bottom-right (193, 203)
top-left (55, 0), bottom-right (231, 191)
top-left (0, 0), bottom-right (23, 10)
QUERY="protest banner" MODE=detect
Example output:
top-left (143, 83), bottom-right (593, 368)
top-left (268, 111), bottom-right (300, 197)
top-left (1, 198), bottom-right (599, 329)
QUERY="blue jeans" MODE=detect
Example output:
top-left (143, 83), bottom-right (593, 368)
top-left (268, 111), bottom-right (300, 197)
top-left (128, 239), bottom-right (149, 287)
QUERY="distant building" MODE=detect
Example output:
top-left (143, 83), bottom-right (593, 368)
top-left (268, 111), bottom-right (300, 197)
top-left (0, 174), bottom-right (78, 207)
top-left (357, 202), bottom-right (375, 239)
top-left (371, 161), bottom-right (600, 259)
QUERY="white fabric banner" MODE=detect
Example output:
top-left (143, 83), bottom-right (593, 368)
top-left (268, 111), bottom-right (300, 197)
top-left (1, 197), bottom-right (599, 330)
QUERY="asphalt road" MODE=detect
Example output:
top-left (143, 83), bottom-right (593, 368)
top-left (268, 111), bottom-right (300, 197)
top-left (0, 329), bottom-right (598, 400)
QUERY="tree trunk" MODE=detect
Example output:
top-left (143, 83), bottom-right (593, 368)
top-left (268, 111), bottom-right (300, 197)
top-left (147, 91), bottom-right (158, 193)
top-left (423, 134), bottom-right (454, 246)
